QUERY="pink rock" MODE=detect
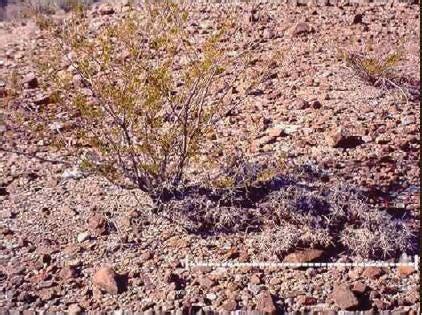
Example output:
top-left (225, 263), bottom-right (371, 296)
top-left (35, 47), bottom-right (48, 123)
top-left (92, 266), bottom-right (119, 294)
top-left (331, 285), bottom-right (359, 310)
top-left (256, 291), bottom-right (276, 314)
top-left (283, 249), bottom-right (325, 263)
top-left (362, 267), bottom-right (384, 279)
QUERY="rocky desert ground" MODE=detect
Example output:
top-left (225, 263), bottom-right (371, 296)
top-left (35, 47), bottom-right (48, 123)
top-left (0, 0), bottom-right (420, 313)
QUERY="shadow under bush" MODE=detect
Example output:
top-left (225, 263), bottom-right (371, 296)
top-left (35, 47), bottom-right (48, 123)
top-left (160, 161), bottom-right (417, 260)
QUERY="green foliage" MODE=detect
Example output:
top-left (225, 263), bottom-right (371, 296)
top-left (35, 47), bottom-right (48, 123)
top-left (32, 1), bottom-right (256, 201)
top-left (341, 49), bottom-right (404, 85)
top-left (339, 45), bottom-right (421, 102)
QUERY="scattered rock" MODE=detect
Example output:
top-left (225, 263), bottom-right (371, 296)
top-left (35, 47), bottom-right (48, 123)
top-left (397, 266), bottom-right (415, 277)
top-left (283, 249), bottom-right (325, 264)
top-left (68, 304), bottom-right (83, 314)
top-left (331, 285), bottom-right (360, 310)
top-left (292, 22), bottom-right (314, 36)
top-left (256, 291), bottom-right (276, 313)
top-left (267, 127), bottom-right (284, 138)
top-left (362, 267), bottom-right (384, 279)
top-left (98, 3), bottom-right (115, 15)
top-left (38, 288), bottom-right (57, 301)
top-left (311, 100), bottom-right (322, 109)
top-left (33, 94), bottom-right (51, 105)
top-left (362, 135), bottom-right (373, 143)
top-left (272, 123), bottom-right (300, 135)
top-left (292, 98), bottom-right (310, 109)
top-left (0, 226), bottom-right (13, 236)
top-left (198, 277), bottom-right (215, 289)
top-left (92, 266), bottom-right (120, 295)
top-left (221, 299), bottom-right (237, 311)
top-left (297, 295), bottom-right (318, 306)
top-left (59, 266), bottom-right (79, 281)
top-left (263, 28), bottom-right (274, 40)
top-left (139, 250), bottom-right (153, 261)
top-left (252, 135), bottom-right (276, 151)
top-left (23, 73), bottom-right (38, 89)
top-left (77, 231), bottom-right (90, 243)
top-left (327, 128), bottom-right (363, 148)
top-left (405, 289), bottom-right (419, 304)
top-left (375, 135), bottom-right (391, 144)
top-left (0, 3), bottom-right (419, 313)
top-left (206, 292), bottom-right (217, 301)
top-left (401, 116), bottom-right (416, 126)
top-left (87, 213), bottom-right (107, 235)
top-left (62, 167), bottom-right (84, 180)
top-left (248, 283), bottom-right (262, 295)
top-left (353, 13), bottom-right (364, 24)
top-left (372, 299), bottom-right (387, 310)
top-left (250, 274), bottom-right (261, 285)
top-left (48, 121), bottom-right (64, 132)
top-left (352, 281), bottom-right (368, 295)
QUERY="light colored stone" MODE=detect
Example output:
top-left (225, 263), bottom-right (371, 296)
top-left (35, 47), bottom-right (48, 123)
top-left (68, 304), bottom-right (82, 314)
top-left (77, 231), bottom-right (90, 243)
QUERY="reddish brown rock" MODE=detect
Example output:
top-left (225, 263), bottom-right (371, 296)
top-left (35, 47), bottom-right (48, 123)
top-left (0, 87), bottom-right (7, 98)
top-left (348, 268), bottom-right (363, 280)
top-left (362, 267), bottom-right (384, 279)
top-left (198, 277), bottom-right (215, 289)
top-left (353, 13), bottom-right (364, 24)
top-left (92, 266), bottom-right (119, 295)
top-left (292, 98), bottom-right (310, 109)
top-left (292, 22), bottom-right (314, 37)
top-left (311, 100), bottom-right (322, 109)
top-left (38, 288), bottom-right (58, 301)
top-left (256, 291), bottom-right (276, 314)
top-left (352, 281), bottom-right (368, 295)
top-left (221, 299), bottom-right (237, 311)
top-left (297, 295), bottom-right (317, 306)
top-left (59, 266), bottom-right (78, 281)
top-left (326, 128), bottom-right (363, 148)
top-left (87, 213), bottom-right (107, 235)
top-left (139, 250), bottom-right (153, 261)
top-left (283, 249), bottom-right (325, 263)
top-left (397, 266), bottom-right (415, 277)
top-left (33, 94), bottom-right (52, 105)
top-left (250, 274), bottom-right (261, 285)
top-left (267, 127), bottom-right (284, 138)
top-left (23, 73), bottom-right (38, 89)
top-left (98, 3), bottom-right (115, 15)
top-left (373, 299), bottom-right (387, 310)
top-left (331, 285), bottom-right (359, 310)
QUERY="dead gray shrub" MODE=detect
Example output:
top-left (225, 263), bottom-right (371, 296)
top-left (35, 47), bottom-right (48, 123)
top-left (163, 160), bottom-right (415, 259)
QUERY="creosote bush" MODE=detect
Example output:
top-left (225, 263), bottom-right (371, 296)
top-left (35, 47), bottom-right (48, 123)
top-left (31, 1), bottom-right (264, 202)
